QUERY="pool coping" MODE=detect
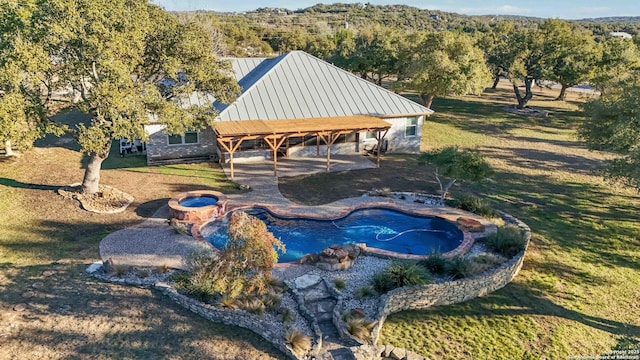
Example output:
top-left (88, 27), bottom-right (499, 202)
top-left (191, 196), bottom-right (496, 267)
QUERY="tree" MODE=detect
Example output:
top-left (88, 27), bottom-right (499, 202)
top-left (477, 21), bottom-right (517, 89)
top-left (0, 0), bottom-right (62, 156)
top-left (32, 0), bottom-right (240, 194)
top-left (592, 37), bottom-right (640, 94)
top-left (540, 20), bottom-right (599, 101)
top-left (579, 81), bottom-right (640, 191)
top-left (350, 26), bottom-right (403, 85)
top-left (419, 146), bottom-right (493, 203)
top-left (396, 31), bottom-right (491, 109)
top-left (506, 27), bottom-right (546, 109)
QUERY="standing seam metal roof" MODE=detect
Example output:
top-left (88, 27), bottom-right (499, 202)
top-left (214, 51), bottom-right (433, 121)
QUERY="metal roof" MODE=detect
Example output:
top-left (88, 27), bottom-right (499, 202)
top-left (214, 51), bottom-right (433, 121)
top-left (214, 115), bottom-right (391, 138)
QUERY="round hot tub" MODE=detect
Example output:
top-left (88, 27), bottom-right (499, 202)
top-left (168, 190), bottom-right (227, 223)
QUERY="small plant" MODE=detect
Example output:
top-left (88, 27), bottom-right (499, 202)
top-left (452, 194), bottom-right (498, 218)
top-left (333, 278), bottom-right (346, 290)
top-left (469, 253), bottom-right (507, 274)
top-left (267, 277), bottom-right (287, 294)
top-left (157, 263), bottom-right (170, 274)
top-left (371, 187), bottom-right (392, 197)
top-left (419, 252), bottom-right (447, 275)
top-left (284, 328), bottom-right (311, 355)
top-left (170, 218), bottom-right (189, 235)
top-left (354, 287), bottom-right (378, 299)
top-left (372, 262), bottom-right (432, 293)
top-left (445, 257), bottom-right (472, 279)
top-left (485, 225), bottom-right (527, 258)
top-left (262, 294), bottom-right (282, 313)
top-left (279, 307), bottom-right (295, 324)
top-left (371, 272), bottom-right (395, 293)
top-left (112, 264), bottom-right (129, 277)
top-left (242, 298), bottom-right (266, 316)
top-left (217, 294), bottom-right (238, 309)
top-left (345, 317), bottom-right (377, 341)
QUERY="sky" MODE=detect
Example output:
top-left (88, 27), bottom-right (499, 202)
top-left (152, 1), bottom-right (640, 20)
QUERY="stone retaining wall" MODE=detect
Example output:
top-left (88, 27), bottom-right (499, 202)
top-left (369, 212), bottom-right (531, 343)
top-left (154, 283), bottom-right (302, 360)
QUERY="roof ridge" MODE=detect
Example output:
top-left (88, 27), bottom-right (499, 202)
top-left (295, 51), bottom-right (433, 115)
top-left (215, 53), bottom-right (289, 119)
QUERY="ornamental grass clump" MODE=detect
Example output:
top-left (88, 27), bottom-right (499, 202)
top-left (452, 193), bottom-right (498, 218)
top-left (485, 224), bottom-right (527, 258)
top-left (419, 252), bottom-right (447, 275)
top-left (372, 262), bottom-right (432, 293)
top-left (285, 328), bottom-right (311, 355)
top-left (444, 257), bottom-right (473, 279)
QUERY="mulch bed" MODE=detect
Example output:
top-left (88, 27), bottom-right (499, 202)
top-left (58, 184), bottom-right (134, 213)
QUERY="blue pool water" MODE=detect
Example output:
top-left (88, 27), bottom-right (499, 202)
top-left (202, 208), bottom-right (463, 263)
top-left (179, 196), bottom-right (218, 207)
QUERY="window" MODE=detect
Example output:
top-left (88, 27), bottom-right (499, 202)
top-left (167, 131), bottom-right (199, 145)
top-left (405, 117), bottom-right (418, 137)
top-left (364, 131), bottom-right (375, 140)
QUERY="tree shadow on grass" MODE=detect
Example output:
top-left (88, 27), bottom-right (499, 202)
top-left (0, 178), bottom-right (61, 192)
top-left (0, 263), bottom-right (283, 359)
top-left (481, 145), bottom-right (603, 175)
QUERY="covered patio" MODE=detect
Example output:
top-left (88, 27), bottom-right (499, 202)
top-left (214, 115), bottom-right (391, 179)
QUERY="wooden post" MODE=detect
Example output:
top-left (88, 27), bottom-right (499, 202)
top-left (264, 136), bottom-right (287, 177)
top-left (318, 132), bottom-right (341, 172)
top-left (216, 138), bottom-right (244, 180)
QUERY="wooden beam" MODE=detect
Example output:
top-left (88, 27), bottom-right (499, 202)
top-left (216, 137), bottom-right (245, 180)
top-left (375, 129), bottom-right (389, 168)
top-left (264, 136), bottom-right (287, 177)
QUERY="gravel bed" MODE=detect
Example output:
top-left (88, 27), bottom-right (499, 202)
top-left (280, 293), bottom-right (313, 336)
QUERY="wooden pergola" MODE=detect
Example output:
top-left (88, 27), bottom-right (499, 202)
top-left (214, 115), bottom-right (391, 179)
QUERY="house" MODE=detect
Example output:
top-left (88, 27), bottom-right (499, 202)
top-left (144, 51), bottom-right (433, 176)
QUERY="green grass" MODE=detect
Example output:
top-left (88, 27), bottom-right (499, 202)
top-left (280, 85), bottom-right (640, 358)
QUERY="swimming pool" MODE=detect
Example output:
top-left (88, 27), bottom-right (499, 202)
top-left (200, 207), bottom-right (464, 263)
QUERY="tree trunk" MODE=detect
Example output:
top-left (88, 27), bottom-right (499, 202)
top-left (421, 93), bottom-right (435, 109)
top-left (556, 84), bottom-right (568, 101)
top-left (81, 153), bottom-right (107, 194)
top-left (491, 70), bottom-right (501, 89)
top-left (513, 78), bottom-right (534, 109)
top-left (4, 140), bottom-right (15, 156)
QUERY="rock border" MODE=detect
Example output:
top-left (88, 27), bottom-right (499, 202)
top-left (58, 183), bottom-right (134, 214)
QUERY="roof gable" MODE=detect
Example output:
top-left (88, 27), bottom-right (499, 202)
top-left (214, 51), bottom-right (432, 121)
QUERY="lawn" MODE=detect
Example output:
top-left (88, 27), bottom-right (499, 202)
top-left (0, 112), bottom-right (281, 359)
top-left (280, 83), bottom-right (640, 359)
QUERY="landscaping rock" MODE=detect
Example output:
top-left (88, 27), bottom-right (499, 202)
top-left (314, 245), bottom-right (361, 271)
top-left (389, 347), bottom-right (406, 360)
top-left (42, 270), bottom-right (55, 277)
top-left (21, 291), bottom-right (36, 299)
top-left (456, 217), bottom-right (485, 233)
top-left (384, 344), bottom-right (395, 357)
top-left (294, 274), bottom-right (322, 289)
top-left (13, 303), bottom-right (27, 312)
top-left (31, 281), bottom-right (44, 289)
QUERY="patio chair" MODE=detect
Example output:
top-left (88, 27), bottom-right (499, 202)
top-left (363, 139), bottom-right (388, 156)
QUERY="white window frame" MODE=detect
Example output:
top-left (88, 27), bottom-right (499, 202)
top-left (363, 131), bottom-right (376, 140)
top-left (167, 131), bottom-right (199, 146)
top-left (405, 116), bottom-right (418, 137)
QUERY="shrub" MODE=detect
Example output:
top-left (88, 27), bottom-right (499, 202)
top-left (372, 262), bottom-right (432, 293)
top-left (354, 287), bottom-right (378, 299)
top-left (485, 225), bottom-right (527, 258)
top-left (419, 253), bottom-right (447, 275)
top-left (445, 257), bottom-right (472, 279)
top-left (452, 194), bottom-right (498, 218)
top-left (266, 277), bottom-right (287, 294)
top-left (333, 278), bottom-right (346, 290)
top-left (242, 298), bottom-right (266, 315)
top-left (112, 264), bottom-right (129, 277)
top-left (468, 253), bottom-right (507, 274)
top-left (285, 329), bottom-right (311, 355)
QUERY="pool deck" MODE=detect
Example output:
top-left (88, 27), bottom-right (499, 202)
top-left (99, 155), bottom-right (496, 269)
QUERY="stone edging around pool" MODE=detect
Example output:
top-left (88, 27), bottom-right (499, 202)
top-left (192, 196), bottom-right (498, 266)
